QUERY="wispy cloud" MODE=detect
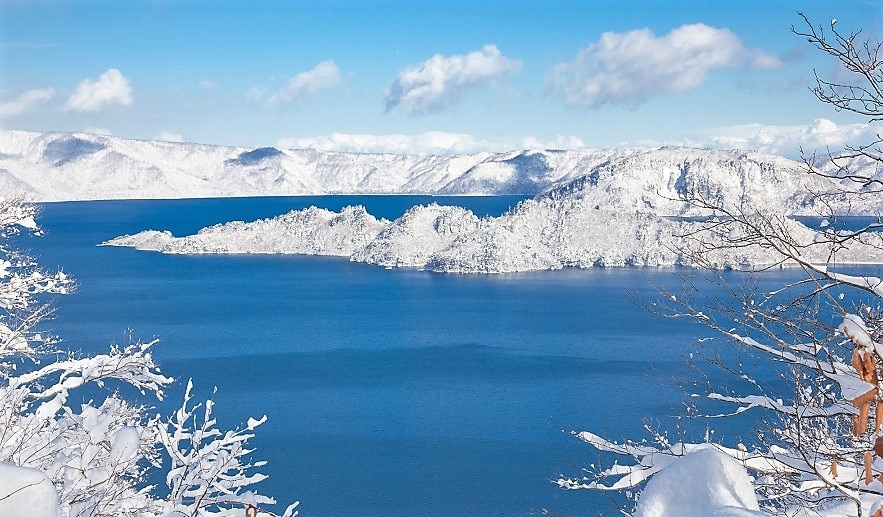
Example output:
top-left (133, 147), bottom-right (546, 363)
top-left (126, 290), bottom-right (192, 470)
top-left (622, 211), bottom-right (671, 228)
top-left (385, 44), bottom-right (522, 115)
top-left (259, 60), bottom-right (341, 105)
top-left (64, 68), bottom-right (133, 112)
top-left (278, 131), bottom-right (583, 155)
top-left (547, 24), bottom-right (782, 108)
top-left (0, 87), bottom-right (55, 116)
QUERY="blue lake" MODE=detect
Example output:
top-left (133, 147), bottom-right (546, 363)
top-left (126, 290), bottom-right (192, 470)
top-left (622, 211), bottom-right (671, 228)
top-left (18, 196), bottom-right (823, 516)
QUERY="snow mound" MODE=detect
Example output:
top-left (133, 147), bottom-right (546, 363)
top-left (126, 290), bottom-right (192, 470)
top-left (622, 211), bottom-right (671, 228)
top-left (634, 447), bottom-right (763, 517)
top-left (0, 461), bottom-right (61, 517)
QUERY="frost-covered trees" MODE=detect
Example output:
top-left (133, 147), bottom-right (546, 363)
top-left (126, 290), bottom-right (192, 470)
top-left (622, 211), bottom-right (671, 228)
top-left (559, 14), bottom-right (883, 516)
top-left (0, 198), bottom-right (297, 516)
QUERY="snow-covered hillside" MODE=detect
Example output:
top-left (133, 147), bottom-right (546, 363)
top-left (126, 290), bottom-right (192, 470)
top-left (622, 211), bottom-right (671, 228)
top-left (2, 130), bottom-right (879, 211)
top-left (0, 130), bottom-right (638, 201)
top-left (103, 196), bottom-right (882, 273)
top-left (82, 129), bottom-right (883, 273)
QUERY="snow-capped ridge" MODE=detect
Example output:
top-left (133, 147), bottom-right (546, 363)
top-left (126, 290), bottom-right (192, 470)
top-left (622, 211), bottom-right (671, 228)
top-left (540, 147), bottom-right (854, 216)
top-left (4, 130), bottom-right (878, 210)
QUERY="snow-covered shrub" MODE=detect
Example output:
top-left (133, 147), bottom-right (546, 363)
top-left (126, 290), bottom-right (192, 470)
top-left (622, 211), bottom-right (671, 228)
top-left (0, 198), bottom-right (297, 516)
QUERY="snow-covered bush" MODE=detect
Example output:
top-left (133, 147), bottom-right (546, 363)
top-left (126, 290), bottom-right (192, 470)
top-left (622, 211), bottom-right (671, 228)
top-left (0, 198), bottom-right (297, 516)
top-left (559, 15), bottom-right (883, 516)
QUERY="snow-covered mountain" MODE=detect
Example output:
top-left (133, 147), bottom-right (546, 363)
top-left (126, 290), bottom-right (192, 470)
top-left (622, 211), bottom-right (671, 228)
top-left (3, 130), bottom-right (877, 212)
top-left (0, 130), bottom-right (631, 201)
top-left (77, 128), bottom-right (882, 273)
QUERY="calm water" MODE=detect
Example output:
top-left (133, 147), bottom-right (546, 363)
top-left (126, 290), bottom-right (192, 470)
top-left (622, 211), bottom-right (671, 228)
top-left (18, 196), bottom-right (815, 516)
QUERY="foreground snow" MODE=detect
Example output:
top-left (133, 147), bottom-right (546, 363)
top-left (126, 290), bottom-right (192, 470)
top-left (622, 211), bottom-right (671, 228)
top-left (633, 447), bottom-right (764, 517)
top-left (0, 462), bottom-right (60, 517)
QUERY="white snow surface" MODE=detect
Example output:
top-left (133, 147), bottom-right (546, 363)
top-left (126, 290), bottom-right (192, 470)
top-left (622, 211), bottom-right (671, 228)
top-left (0, 461), bottom-right (61, 517)
top-left (634, 446), bottom-right (764, 517)
top-left (1, 130), bottom-right (880, 212)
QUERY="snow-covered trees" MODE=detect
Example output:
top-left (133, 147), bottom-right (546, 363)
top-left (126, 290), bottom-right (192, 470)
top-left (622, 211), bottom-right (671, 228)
top-left (0, 199), bottom-right (297, 516)
top-left (559, 14), bottom-right (883, 516)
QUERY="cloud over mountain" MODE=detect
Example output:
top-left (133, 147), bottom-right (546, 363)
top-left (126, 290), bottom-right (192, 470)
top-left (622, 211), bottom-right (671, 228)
top-left (64, 68), bottom-right (133, 112)
top-left (385, 44), bottom-right (521, 115)
top-left (697, 118), bottom-right (880, 156)
top-left (0, 88), bottom-right (55, 116)
top-left (547, 24), bottom-right (781, 108)
top-left (278, 131), bottom-right (584, 154)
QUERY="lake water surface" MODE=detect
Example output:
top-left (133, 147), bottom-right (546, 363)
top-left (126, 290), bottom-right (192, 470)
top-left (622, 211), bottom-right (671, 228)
top-left (20, 196), bottom-right (811, 516)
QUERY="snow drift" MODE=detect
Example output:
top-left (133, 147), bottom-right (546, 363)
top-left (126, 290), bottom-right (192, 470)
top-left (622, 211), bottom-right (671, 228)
top-left (633, 447), bottom-right (763, 517)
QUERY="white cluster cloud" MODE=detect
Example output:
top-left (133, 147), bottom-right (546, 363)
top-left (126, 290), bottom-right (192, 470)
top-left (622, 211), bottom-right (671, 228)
top-left (266, 60), bottom-right (341, 105)
top-left (696, 118), bottom-right (881, 157)
top-left (0, 87), bottom-right (55, 116)
top-left (278, 131), bottom-right (584, 155)
top-left (64, 68), bottom-right (133, 112)
top-left (385, 44), bottom-right (522, 115)
top-left (547, 23), bottom-right (781, 108)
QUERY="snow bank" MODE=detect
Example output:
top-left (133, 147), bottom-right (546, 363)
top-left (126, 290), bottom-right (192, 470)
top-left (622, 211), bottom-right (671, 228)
top-left (0, 462), bottom-right (61, 517)
top-left (634, 447), bottom-right (763, 517)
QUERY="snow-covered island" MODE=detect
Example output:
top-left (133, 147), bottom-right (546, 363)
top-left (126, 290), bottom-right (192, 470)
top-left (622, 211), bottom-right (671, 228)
top-left (100, 144), bottom-right (883, 272)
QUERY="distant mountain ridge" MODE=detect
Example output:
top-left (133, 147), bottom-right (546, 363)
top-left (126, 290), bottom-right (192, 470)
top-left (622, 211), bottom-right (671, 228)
top-left (0, 130), bottom-right (879, 215)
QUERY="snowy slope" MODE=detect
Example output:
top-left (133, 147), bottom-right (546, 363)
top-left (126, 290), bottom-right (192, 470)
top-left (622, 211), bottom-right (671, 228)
top-left (3, 130), bottom-right (877, 211)
top-left (539, 146), bottom-right (881, 216)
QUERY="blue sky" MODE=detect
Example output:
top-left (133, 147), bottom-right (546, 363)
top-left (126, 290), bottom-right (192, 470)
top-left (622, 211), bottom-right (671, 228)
top-left (1, 0), bottom-right (880, 156)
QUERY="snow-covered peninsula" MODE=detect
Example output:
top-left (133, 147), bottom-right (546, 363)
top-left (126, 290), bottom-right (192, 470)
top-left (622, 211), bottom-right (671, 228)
top-left (3, 129), bottom-right (878, 273)
top-left (102, 142), bottom-right (883, 273)
top-left (102, 199), bottom-right (882, 273)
